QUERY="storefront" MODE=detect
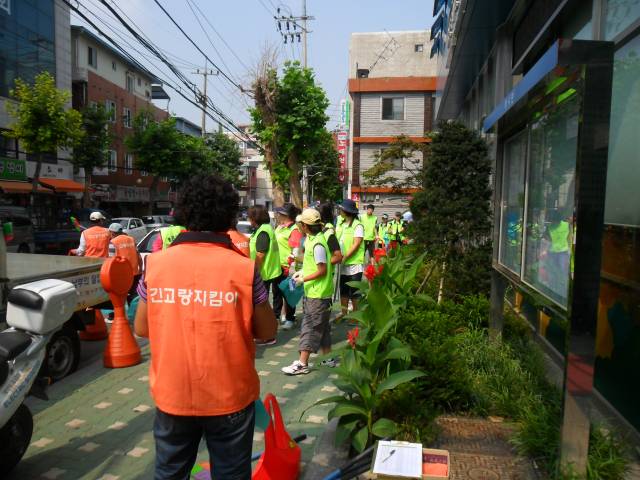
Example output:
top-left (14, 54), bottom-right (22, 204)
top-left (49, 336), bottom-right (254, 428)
top-left (433, 0), bottom-right (640, 472)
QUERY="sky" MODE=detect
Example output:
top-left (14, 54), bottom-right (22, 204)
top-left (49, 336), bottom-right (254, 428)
top-left (73, 0), bottom-right (435, 133)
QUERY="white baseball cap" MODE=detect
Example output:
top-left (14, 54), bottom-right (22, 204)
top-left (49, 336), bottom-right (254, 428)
top-left (90, 211), bottom-right (106, 221)
top-left (108, 223), bottom-right (123, 233)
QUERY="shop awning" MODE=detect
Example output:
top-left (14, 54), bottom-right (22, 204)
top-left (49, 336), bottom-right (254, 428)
top-left (39, 178), bottom-right (86, 192)
top-left (0, 180), bottom-right (51, 194)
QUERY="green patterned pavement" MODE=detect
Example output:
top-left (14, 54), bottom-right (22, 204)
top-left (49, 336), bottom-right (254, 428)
top-left (7, 323), bottom-right (348, 480)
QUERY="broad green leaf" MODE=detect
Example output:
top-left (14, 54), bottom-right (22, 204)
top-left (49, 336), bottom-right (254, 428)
top-left (352, 425), bottom-right (369, 453)
top-left (346, 280), bottom-right (370, 292)
top-left (335, 419), bottom-right (359, 446)
top-left (381, 347), bottom-right (412, 362)
top-left (375, 370), bottom-right (426, 396)
top-left (334, 380), bottom-right (359, 395)
top-left (403, 252), bottom-right (427, 288)
top-left (298, 395), bottom-right (346, 421)
top-left (328, 403), bottom-right (368, 420)
top-left (371, 418), bottom-right (398, 438)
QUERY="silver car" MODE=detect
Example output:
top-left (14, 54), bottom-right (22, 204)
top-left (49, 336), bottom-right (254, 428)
top-left (111, 217), bottom-right (148, 243)
top-left (142, 215), bottom-right (175, 232)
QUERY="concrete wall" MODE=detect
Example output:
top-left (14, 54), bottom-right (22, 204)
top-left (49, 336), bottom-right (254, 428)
top-left (360, 92), bottom-right (427, 137)
top-left (349, 31), bottom-right (435, 78)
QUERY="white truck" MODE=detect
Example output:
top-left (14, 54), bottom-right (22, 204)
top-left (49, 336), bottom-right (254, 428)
top-left (1, 232), bottom-right (109, 381)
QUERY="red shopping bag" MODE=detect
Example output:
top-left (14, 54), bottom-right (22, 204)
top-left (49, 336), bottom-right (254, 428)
top-left (252, 393), bottom-right (301, 480)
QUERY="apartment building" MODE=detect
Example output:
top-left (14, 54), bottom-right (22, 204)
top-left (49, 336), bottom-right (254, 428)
top-left (347, 30), bottom-right (437, 216)
top-left (71, 25), bottom-right (170, 216)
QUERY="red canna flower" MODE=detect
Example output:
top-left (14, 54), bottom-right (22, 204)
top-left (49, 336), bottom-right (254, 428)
top-left (347, 327), bottom-right (359, 349)
top-left (364, 264), bottom-right (377, 281)
top-left (373, 248), bottom-right (387, 263)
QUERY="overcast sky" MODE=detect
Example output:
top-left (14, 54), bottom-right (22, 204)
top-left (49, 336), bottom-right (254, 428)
top-left (73, 0), bottom-right (435, 132)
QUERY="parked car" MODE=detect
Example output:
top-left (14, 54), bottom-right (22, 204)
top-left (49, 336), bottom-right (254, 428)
top-left (236, 221), bottom-right (252, 238)
top-left (0, 207), bottom-right (35, 253)
top-left (142, 215), bottom-right (176, 232)
top-left (111, 217), bottom-right (147, 243)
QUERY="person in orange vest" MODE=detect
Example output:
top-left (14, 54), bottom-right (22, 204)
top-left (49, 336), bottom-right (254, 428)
top-left (134, 174), bottom-right (277, 479)
top-left (108, 222), bottom-right (142, 299)
top-left (75, 211), bottom-right (110, 257)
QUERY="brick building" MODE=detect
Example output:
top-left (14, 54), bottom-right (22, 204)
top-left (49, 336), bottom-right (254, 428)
top-left (71, 26), bottom-right (171, 216)
top-left (347, 30), bottom-right (437, 216)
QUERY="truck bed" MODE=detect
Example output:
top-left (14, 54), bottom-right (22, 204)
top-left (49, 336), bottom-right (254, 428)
top-left (5, 253), bottom-right (108, 310)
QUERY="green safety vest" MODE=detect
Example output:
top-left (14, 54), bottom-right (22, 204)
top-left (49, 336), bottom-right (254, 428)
top-left (389, 220), bottom-right (405, 241)
top-left (549, 221), bottom-right (570, 253)
top-left (160, 225), bottom-right (186, 250)
top-left (378, 222), bottom-right (389, 242)
top-left (250, 223), bottom-right (281, 281)
top-left (303, 232), bottom-right (334, 299)
top-left (275, 223), bottom-right (297, 266)
top-left (323, 223), bottom-right (335, 242)
top-left (339, 219), bottom-right (365, 265)
top-left (361, 213), bottom-right (377, 241)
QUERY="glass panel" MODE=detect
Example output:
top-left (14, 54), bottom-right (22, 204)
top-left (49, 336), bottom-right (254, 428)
top-left (382, 98), bottom-right (393, 119)
top-left (604, 36), bottom-right (640, 227)
top-left (392, 98), bottom-right (404, 119)
top-left (498, 131), bottom-right (527, 273)
top-left (523, 94), bottom-right (579, 307)
top-left (605, 0), bottom-right (640, 40)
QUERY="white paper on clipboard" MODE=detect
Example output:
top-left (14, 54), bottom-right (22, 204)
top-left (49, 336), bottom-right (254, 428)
top-left (372, 440), bottom-right (422, 478)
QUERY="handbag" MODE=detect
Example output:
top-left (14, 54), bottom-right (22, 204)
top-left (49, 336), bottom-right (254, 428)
top-left (252, 394), bottom-right (301, 479)
top-left (278, 277), bottom-right (304, 307)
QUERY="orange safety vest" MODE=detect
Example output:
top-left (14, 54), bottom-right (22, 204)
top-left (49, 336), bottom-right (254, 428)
top-left (227, 229), bottom-right (250, 257)
top-left (83, 226), bottom-right (111, 258)
top-left (111, 234), bottom-right (140, 274)
top-left (145, 232), bottom-right (257, 416)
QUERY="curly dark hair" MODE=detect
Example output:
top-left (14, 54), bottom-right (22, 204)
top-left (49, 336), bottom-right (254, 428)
top-left (174, 174), bottom-right (239, 232)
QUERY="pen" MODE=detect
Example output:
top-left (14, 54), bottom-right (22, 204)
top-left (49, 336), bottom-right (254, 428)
top-left (381, 449), bottom-right (396, 463)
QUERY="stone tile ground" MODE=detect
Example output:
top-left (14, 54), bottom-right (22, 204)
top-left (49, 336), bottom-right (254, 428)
top-left (8, 322), bottom-right (349, 480)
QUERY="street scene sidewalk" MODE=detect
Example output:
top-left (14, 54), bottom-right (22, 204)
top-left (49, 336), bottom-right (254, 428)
top-left (10, 324), bottom-right (349, 480)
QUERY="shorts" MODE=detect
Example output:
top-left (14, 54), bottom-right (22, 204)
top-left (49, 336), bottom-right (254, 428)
top-left (340, 273), bottom-right (363, 299)
top-left (299, 297), bottom-right (332, 353)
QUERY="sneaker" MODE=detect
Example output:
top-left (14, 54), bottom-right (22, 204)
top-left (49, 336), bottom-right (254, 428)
top-left (280, 314), bottom-right (287, 325)
top-left (255, 338), bottom-right (277, 346)
top-left (320, 358), bottom-right (338, 368)
top-left (282, 320), bottom-right (295, 331)
top-left (282, 360), bottom-right (310, 375)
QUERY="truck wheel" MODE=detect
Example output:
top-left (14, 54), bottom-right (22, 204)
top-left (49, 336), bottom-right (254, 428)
top-left (44, 324), bottom-right (81, 382)
top-left (0, 404), bottom-right (33, 473)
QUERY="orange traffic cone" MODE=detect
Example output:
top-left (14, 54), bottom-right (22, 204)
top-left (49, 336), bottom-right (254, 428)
top-left (79, 309), bottom-right (108, 341)
top-left (101, 257), bottom-right (141, 368)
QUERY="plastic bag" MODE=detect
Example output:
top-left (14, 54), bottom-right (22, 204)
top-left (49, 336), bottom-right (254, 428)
top-left (278, 277), bottom-right (304, 307)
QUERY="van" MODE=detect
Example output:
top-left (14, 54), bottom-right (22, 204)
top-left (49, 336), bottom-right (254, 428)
top-left (0, 206), bottom-right (36, 253)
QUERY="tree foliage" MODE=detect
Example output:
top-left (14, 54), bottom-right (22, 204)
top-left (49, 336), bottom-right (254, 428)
top-left (71, 104), bottom-right (112, 206)
top-left (308, 129), bottom-right (342, 202)
top-left (204, 131), bottom-right (242, 187)
top-left (250, 60), bottom-right (330, 207)
top-left (3, 71), bottom-right (83, 192)
top-left (410, 121), bottom-right (493, 297)
top-left (362, 135), bottom-right (427, 190)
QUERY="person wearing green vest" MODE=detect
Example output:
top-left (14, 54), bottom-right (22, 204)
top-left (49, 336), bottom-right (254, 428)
top-left (152, 224), bottom-right (187, 252)
top-left (249, 205), bottom-right (281, 345)
top-left (544, 210), bottom-right (571, 298)
top-left (337, 199), bottom-right (365, 320)
top-left (273, 203), bottom-right (302, 330)
top-left (361, 204), bottom-right (378, 263)
top-left (376, 213), bottom-right (390, 250)
top-left (388, 211), bottom-right (406, 249)
top-left (282, 209), bottom-right (336, 375)
top-left (319, 202), bottom-right (343, 266)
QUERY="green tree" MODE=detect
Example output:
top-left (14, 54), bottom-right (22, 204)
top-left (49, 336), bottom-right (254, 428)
top-left (308, 129), bottom-right (342, 202)
top-left (362, 134), bottom-right (427, 190)
top-left (250, 60), bottom-right (330, 208)
top-left (204, 131), bottom-right (242, 187)
top-left (3, 71), bottom-right (83, 194)
top-left (72, 104), bottom-right (112, 207)
top-left (410, 121), bottom-right (492, 299)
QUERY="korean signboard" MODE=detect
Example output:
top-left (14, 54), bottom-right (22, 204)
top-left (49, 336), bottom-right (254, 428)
top-left (337, 131), bottom-right (348, 183)
top-left (0, 157), bottom-right (26, 181)
top-left (339, 99), bottom-right (350, 130)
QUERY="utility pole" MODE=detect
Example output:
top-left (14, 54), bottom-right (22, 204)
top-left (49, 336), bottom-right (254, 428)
top-left (192, 60), bottom-right (218, 137)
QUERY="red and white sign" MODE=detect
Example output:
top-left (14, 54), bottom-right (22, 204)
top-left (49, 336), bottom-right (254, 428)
top-left (337, 130), bottom-right (348, 183)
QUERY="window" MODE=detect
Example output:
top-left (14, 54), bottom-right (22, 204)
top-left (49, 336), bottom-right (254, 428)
top-left (108, 151), bottom-right (117, 172)
top-left (414, 44), bottom-right (424, 52)
top-left (379, 148), bottom-right (404, 170)
top-left (123, 108), bottom-right (132, 128)
top-left (105, 100), bottom-right (116, 123)
top-left (605, 0), bottom-right (640, 40)
top-left (145, 90), bottom-right (150, 99)
top-left (137, 77), bottom-right (141, 86)
top-left (382, 97), bottom-right (404, 120)
top-left (126, 75), bottom-right (134, 93)
top-left (112, 61), bottom-right (116, 71)
top-left (522, 94), bottom-right (579, 308)
top-left (140, 169), bottom-right (148, 177)
top-left (88, 46), bottom-right (97, 68)
top-left (88, 101), bottom-right (97, 109)
top-left (125, 154), bottom-right (133, 175)
top-left (498, 131), bottom-right (527, 274)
